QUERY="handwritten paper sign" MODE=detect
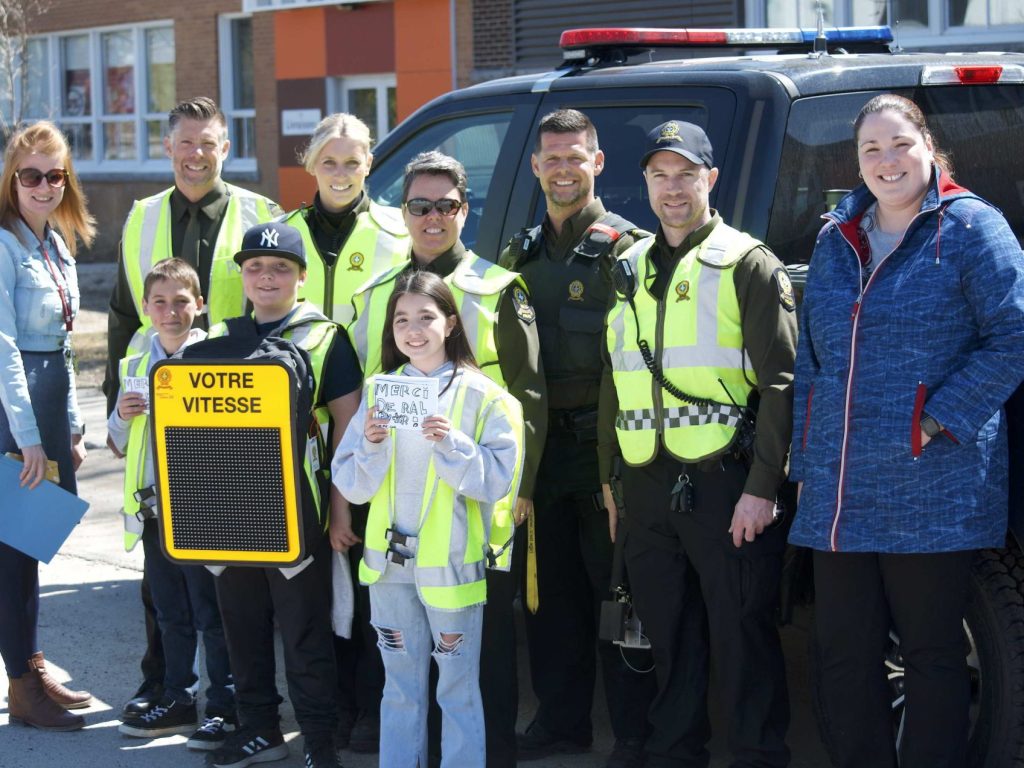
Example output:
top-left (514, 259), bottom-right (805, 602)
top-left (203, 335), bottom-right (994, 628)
top-left (373, 375), bottom-right (439, 431)
top-left (123, 375), bottom-right (151, 414)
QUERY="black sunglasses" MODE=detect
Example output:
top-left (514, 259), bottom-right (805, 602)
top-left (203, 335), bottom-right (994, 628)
top-left (404, 197), bottom-right (464, 217)
top-left (15, 168), bottom-right (68, 189)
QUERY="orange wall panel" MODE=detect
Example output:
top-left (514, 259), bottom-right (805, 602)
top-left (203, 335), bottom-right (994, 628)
top-left (275, 8), bottom-right (328, 80)
top-left (394, 0), bottom-right (452, 121)
top-left (278, 166), bottom-right (317, 213)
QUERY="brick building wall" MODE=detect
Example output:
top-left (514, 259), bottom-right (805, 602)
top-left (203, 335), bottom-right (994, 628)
top-left (25, 0), bottom-right (278, 261)
top-left (472, 0), bottom-right (514, 82)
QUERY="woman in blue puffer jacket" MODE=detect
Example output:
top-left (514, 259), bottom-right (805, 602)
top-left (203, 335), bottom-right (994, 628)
top-left (790, 94), bottom-right (1024, 768)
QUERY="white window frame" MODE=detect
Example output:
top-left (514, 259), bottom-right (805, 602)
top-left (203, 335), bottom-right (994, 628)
top-left (7, 21), bottom-right (175, 174)
top-left (745, 0), bottom-right (1024, 48)
top-left (327, 73), bottom-right (398, 145)
top-left (218, 12), bottom-right (257, 174)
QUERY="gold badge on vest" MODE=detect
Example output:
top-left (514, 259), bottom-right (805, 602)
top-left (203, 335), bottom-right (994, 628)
top-left (568, 279), bottom-right (585, 302)
top-left (349, 252), bottom-right (365, 271)
top-left (675, 280), bottom-right (691, 302)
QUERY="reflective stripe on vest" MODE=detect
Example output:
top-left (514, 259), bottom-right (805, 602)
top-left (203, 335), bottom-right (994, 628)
top-left (122, 184), bottom-right (276, 358)
top-left (209, 303), bottom-right (337, 524)
top-left (359, 371), bottom-right (525, 609)
top-left (283, 203), bottom-right (409, 325)
top-left (347, 252), bottom-right (524, 567)
top-left (348, 251), bottom-right (521, 383)
top-left (120, 352), bottom-right (151, 552)
top-left (606, 224), bottom-right (760, 465)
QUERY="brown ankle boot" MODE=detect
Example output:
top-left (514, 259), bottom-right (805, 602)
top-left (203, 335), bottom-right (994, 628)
top-left (29, 652), bottom-right (93, 709)
top-left (8, 663), bottom-right (85, 731)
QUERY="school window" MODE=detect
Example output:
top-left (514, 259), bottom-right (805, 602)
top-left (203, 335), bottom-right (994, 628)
top-left (219, 14), bottom-right (257, 171)
top-left (748, 0), bottom-right (1022, 44)
top-left (0, 23), bottom-right (173, 169)
top-left (329, 75), bottom-right (398, 145)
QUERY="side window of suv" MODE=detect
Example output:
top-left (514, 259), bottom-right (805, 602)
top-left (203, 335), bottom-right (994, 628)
top-left (769, 87), bottom-right (1024, 265)
top-left (368, 112), bottom-right (516, 252)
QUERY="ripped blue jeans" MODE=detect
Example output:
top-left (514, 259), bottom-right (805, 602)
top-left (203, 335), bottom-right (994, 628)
top-left (369, 581), bottom-right (485, 768)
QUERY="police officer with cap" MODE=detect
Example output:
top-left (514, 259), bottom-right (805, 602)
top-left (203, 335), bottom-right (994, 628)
top-left (500, 108), bottom-right (655, 768)
top-left (598, 121), bottom-right (796, 767)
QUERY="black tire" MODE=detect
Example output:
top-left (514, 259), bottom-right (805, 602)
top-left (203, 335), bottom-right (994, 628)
top-left (965, 547), bottom-right (1024, 768)
top-left (808, 547), bottom-right (1024, 767)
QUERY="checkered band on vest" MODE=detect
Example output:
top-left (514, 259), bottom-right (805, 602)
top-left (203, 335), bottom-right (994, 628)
top-left (616, 403), bottom-right (744, 431)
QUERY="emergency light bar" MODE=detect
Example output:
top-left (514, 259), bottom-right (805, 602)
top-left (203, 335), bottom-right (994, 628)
top-left (920, 64), bottom-right (1024, 85)
top-left (559, 26), bottom-right (893, 58)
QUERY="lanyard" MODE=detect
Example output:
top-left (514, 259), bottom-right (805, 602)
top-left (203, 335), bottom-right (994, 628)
top-left (40, 241), bottom-right (73, 332)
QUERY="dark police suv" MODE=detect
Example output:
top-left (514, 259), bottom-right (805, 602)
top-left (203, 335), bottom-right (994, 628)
top-left (365, 25), bottom-right (1024, 767)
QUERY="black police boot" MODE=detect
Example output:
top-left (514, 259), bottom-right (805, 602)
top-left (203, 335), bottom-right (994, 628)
top-left (120, 681), bottom-right (164, 720)
top-left (516, 720), bottom-right (591, 761)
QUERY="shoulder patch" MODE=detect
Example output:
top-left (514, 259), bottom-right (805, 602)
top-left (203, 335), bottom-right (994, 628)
top-left (511, 286), bottom-right (536, 324)
top-left (773, 267), bottom-right (796, 312)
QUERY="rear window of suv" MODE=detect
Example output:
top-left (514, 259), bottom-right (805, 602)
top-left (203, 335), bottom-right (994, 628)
top-left (768, 86), bottom-right (1024, 265)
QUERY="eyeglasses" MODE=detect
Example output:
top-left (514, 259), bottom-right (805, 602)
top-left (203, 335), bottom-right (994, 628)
top-left (404, 198), bottom-right (464, 217)
top-left (15, 168), bottom-right (68, 189)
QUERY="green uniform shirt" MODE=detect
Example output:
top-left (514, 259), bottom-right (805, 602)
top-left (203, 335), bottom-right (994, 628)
top-left (598, 213), bottom-right (797, 500)
top-left (414, 241), bottom-right (546, 499)
top-left (500, 198), bottom-right (639, 410)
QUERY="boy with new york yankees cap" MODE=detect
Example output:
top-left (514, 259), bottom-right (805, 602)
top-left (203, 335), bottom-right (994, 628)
top-left (206, 221), bottom-right (364, 768)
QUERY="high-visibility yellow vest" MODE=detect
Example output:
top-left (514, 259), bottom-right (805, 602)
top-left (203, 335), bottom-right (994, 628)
top-left (119, 351), bottom-right (151, 552)
top-left (359, 368), bottom-right (525, 609)
top-left (281, 202), bottom-right (409, 325)
top-left (606, 223), bottom-right (761, 466)
top-left (121, 184), bottom-right (277, 358)
top-left (209, 302), bottom-right (338, 526)
top-left (347, 251), bottom-right (527, 567)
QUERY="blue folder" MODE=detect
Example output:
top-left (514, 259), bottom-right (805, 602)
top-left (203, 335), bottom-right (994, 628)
top-left (0, 455), bottom-right (89, 563)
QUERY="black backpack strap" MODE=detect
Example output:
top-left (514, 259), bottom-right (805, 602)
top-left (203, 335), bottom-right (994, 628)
top-left (572, 213), bottom-right (650, 262)
top-left (504, 224), bottom-right (543, 270)
top-left (224, 315), bottom-right (258, 340)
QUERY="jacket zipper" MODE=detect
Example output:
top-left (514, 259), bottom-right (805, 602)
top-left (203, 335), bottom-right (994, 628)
top-left (827, 201), bottom-right (941, 551)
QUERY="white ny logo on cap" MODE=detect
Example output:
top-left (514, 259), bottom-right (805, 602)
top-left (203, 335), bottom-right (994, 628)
top-left (259, 227), bottom-right (280, 248)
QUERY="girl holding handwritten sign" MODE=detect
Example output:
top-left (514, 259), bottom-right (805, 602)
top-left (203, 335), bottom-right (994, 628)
top-left (332, 271), bottom-right (524, 767)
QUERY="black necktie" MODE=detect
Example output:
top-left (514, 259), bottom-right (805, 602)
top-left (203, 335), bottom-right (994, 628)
top-left (182, 203), bottom-right (202, 267)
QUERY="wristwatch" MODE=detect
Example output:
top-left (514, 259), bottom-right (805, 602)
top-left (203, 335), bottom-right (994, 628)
top-left (920, 413), bottom-right (943, 438)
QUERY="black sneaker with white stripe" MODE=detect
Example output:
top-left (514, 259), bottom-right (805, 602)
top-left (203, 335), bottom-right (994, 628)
top-left (186, 712), bottom-right (237, 750)
top-left (118, 695), bottom-right (197, 738)
top-left (304, 739), bottom-right (343, 768)
top-left (210, 727), bottom-right (288, 768)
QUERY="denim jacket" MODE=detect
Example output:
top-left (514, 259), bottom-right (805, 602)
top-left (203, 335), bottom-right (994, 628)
top-left (0, 218), bottom-right (82, 447)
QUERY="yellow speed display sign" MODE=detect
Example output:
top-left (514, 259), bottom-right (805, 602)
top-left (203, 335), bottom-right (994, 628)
top-left (150, 359), bottom-right (305, 567)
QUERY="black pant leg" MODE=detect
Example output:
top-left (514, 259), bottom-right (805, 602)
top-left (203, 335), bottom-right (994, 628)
top-left (813, 550), bottom-right (897, 768)
top-left (622, 456), bottom-right (711, 768)
top-left (881, 550), bottom-right (972, 768)
top-left (681, 458), bottom-right (790, 768)
top-left (522, 478), bottom-right (596, 743)
top-left (269, 537), bottom-right (338, 742)
top-left (481, 528), bottom-right (523, 768)
top-left (216, 566), bottom-right (282, 731)
top-left (139, 571), bottom-right (166, 687)
top-left (577, 497), bottom-right (656, 742)
top-left (0, 540), bottom-right (38, 677)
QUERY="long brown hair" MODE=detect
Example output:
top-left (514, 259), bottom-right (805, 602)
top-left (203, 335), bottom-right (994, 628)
top-left (380, 270), bottom-right (478, 385)
top-left (0, 121), bottom-right (96, 255)
top-left (854, 94), bottom-right (954, 178)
